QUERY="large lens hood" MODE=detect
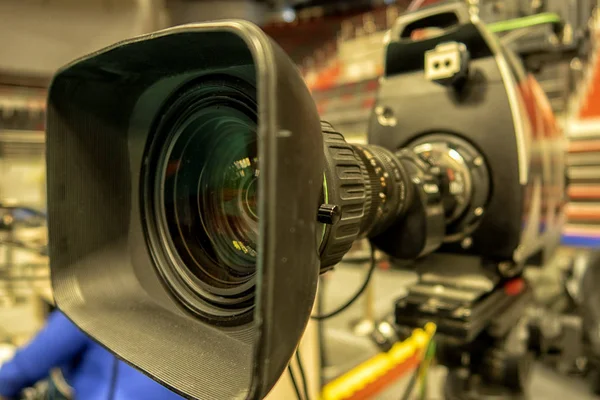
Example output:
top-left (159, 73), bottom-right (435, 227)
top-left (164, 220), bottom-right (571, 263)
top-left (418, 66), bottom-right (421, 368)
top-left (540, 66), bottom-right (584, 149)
top-left (46, 21), bottom-right (323, 399)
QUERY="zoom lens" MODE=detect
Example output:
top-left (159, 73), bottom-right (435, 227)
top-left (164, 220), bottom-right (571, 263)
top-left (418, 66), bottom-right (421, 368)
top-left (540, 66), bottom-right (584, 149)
top-left (319, 122), bottom-right (413, 270)
top-left (351, 144), bottom-right (412, 238)
top-left (144, 77), bottom-right (259, 324)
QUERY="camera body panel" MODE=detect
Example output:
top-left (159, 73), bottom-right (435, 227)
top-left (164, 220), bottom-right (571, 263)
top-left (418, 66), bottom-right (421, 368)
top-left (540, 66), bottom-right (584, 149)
top-left (369, 4), bottom-right (564, 267)
top-left (47, 21), bottom-right (323, 400)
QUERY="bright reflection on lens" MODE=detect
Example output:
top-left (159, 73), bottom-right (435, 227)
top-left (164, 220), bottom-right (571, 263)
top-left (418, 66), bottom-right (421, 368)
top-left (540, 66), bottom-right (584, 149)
top-left (165, 110), bottom-right (258, 283)
top-left (155, 79), bottom-right (259, 315)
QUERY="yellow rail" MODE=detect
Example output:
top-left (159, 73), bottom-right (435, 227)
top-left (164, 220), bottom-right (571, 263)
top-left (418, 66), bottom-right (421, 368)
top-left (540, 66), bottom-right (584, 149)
top-left (322, 323), bottom-right (436, 400)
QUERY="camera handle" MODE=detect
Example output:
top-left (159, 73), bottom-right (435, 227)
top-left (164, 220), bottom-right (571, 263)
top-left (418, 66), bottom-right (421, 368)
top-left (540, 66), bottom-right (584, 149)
top-left (389, 1), bottom-right (471, 41)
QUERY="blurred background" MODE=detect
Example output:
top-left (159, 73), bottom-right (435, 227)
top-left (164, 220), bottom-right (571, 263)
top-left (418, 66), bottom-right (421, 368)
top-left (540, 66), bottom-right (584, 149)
top-left (3, 0), bottom-right (600, 399)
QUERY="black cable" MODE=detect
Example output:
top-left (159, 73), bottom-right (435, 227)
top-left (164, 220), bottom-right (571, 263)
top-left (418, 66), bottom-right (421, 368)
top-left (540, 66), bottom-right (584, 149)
top-left (399, 334), bottom-right (435, 400)
top-left (499, 25), bottom-right (549, 45)
top-left (316, 277), bottom-right (327, 386)
top-left (107, 356), bottom-right (119, 400)
top-left (296, 350), bottom-right (311, 400)
top-left (311, 243), bottom-right (376, 320)
top-left (288, 364), bottom-right (303, 400)
top-left (400, 362), bottom-right (420, 400)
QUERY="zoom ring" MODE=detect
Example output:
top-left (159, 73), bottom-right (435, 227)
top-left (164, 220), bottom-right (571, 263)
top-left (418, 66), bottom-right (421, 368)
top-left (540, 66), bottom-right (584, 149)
top-left (319, 121), bottom-right (367, 271)
top-left (352, 144), bottom-right (410, 238)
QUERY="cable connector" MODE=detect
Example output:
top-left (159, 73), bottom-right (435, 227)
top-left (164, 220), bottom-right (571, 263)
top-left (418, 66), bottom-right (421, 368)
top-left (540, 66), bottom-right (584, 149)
top-left (424, 42), bottom-right (470, 87)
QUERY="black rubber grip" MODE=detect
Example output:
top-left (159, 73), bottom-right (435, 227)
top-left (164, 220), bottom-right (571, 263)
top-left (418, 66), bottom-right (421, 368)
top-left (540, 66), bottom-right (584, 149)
top-left (319, 121), bottom-right (366, 271)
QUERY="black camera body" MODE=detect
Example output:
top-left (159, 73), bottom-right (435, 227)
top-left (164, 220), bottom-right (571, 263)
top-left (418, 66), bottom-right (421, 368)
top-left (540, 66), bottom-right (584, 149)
top-left (364, 7), bottom-right (567, 397)
top-left (369, 3), bottom-right (565, 270)
top-left (363, 6), bottom-right (567, 396)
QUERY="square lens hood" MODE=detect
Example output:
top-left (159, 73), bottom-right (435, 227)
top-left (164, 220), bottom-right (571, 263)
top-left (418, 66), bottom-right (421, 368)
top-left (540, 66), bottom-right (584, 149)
top-left (46, 21), bottom-right (323, 399)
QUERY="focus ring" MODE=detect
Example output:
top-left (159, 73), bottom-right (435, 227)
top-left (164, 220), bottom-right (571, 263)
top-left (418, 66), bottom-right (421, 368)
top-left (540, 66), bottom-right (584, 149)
top-left (351, 145), bottom-right (382, 237)
top-left (361, 160), bottom-right (374, 235)
top-left (320, 121), bottom-right (366, 271)
top-left (369, 145), bottom-right (412, 219)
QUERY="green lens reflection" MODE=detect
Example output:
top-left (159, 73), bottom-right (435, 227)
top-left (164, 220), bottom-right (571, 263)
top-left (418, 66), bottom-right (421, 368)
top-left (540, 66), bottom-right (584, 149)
top-left (161, 84), bottom-right (259, 296)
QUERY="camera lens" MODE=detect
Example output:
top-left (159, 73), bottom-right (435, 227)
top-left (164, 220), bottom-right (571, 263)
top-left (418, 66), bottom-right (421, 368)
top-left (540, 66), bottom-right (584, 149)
top-left (351, 144), bottom-right (412, 238)
top-left (144, 77), bottom-right (259, 324)
top-left (319, 123), bottom-right (413, 269)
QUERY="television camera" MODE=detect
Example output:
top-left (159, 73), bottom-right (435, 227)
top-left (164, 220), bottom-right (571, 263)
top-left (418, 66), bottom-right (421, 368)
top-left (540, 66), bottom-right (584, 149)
top-left (45, 2), bottom-right (564, 399)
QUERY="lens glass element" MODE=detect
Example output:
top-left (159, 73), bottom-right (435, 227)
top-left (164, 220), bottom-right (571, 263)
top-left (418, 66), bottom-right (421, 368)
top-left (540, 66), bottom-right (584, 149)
top-left (150, 78), bottom-right (259, 321)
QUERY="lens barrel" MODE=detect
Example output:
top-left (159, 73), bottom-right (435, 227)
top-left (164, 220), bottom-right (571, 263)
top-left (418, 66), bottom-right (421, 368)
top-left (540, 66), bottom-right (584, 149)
top-left (319, 123), bottom-right (414, 270)
top-left (351, 144), bottom-right (412, 238)
top-left (319, 125), bottom-right (491, 267)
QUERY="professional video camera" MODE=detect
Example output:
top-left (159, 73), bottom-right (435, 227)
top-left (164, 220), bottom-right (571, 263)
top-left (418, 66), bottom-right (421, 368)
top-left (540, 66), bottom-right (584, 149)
top-left (45, 2), bottom-right (564, 399)
top-left (371, 4), bottom-right (565, 398)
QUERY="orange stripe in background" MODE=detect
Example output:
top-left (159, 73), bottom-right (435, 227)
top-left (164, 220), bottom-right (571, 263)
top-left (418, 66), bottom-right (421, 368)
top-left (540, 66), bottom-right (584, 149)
top-left (567, 209), bottom-right (600, 220)
top-left (569, 140), bottom-right (600, 153)
top-left (568, 186), bottom-right (600, 199)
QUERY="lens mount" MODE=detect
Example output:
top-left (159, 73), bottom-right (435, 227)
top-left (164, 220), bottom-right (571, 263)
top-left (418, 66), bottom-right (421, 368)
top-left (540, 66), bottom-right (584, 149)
top-left (408, 134), bottom-right (490, 242)
top-left (143, 76), bottom-right (260, 326)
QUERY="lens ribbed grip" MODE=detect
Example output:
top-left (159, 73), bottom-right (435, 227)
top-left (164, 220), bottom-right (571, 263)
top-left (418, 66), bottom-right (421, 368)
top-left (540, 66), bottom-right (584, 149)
top-left (351, 144), bottom-right (382, 236)
top-left (319, 121), bottom-right (366, 271)
top-left (369, 145), bottom-right (411, 221)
